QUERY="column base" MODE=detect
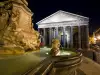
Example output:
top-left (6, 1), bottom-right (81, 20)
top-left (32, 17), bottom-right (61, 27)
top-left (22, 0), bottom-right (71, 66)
top-left (81, 48), bottom-right (90, 51)
top-left (78, 48), bottom-right (82, 50)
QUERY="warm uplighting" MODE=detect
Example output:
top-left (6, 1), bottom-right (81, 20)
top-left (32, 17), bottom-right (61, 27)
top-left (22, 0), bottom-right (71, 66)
top-left (46, 52), bottom-right (49, 55)
top-left (60, 51), bottom-right (71, 55)
top-left (94, 37), bottom-right (97, 41)
top-left (97, 36), bottom-right (100, 40)
top-left (45, 51), bottom-right (71, 56)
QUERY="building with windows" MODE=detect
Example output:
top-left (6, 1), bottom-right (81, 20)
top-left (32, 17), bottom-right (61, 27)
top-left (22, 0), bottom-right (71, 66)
top-left (37, 10), bottom-right (89, 49)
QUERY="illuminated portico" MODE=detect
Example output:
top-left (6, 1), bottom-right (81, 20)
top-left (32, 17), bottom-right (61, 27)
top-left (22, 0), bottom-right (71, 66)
top-left (37, 10), bottom-right (89, 49)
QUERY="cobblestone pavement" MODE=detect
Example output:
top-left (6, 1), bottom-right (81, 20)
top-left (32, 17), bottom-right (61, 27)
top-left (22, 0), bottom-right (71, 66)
top-left (79, 56), bottom-right (100, 75)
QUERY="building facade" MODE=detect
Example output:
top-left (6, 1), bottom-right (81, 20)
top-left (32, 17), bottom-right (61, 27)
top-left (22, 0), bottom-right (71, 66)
top-left (37, 10), bottom-right (89, 49)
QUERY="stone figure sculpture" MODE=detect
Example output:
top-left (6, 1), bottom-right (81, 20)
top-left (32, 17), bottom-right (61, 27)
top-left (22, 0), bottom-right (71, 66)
top-left (50, 39), bottom-right (60, 56)
top-left (0, 0), bottom-right (40, 52)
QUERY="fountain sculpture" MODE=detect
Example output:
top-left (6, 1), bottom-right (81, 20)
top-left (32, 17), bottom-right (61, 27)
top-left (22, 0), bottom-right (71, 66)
top-left (0, 0), bottom-right (40, 53)
top-left (50, 39), bottom-right (60, 56)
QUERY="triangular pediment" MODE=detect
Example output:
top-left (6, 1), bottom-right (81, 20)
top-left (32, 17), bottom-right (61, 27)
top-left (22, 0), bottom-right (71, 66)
top-left (37, 10), bottom-right (88, 24)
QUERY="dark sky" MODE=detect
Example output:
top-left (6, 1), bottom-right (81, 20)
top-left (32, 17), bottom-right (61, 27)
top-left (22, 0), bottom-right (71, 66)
top-left (28, 0), bottom-right (100, 34)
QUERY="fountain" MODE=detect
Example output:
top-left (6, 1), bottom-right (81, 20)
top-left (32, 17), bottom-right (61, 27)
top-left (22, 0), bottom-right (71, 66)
top-left (48, 39), bottom-right (82, 75)
top-left (50, 39), bottom-right (60, 56)
top-left (31, 43), bottom-right (82, 75)
top-left (49, 39), bottom-right (76, 56)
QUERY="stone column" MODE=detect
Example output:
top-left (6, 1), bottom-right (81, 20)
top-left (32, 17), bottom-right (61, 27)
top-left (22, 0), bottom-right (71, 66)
top-left (63, 26), bottom-right (66, 47)
top-left (54, 27), bottom-right (56, 38)
top-left (55, 27), bottom-right (58, 39)
top-left (43, 28), bottom-right (46, 45)
top-left (70, 26), bottom-right (73, 48)
top-left (51, 28), bottom-right (54, 42)
top-left (78, 26), bottom-right (81, 49)
top-left (86, 25), bottom-right (89, 50)
top-left (49, 28), bottom-right (52, 46)
top-left (51, 28), bottom-right (54, 39)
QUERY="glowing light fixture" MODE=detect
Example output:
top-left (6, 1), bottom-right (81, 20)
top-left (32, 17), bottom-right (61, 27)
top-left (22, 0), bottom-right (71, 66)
top-left (97, 36), bottom-right (100, 40)
top-left (94, 37), bottom-right (97, 41)
top-left (46, 52), bottom-right (49, 55)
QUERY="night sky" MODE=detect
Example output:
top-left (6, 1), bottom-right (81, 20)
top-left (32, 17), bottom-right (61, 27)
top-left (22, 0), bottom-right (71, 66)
top-left (28, 0), bottom-right (100, 34)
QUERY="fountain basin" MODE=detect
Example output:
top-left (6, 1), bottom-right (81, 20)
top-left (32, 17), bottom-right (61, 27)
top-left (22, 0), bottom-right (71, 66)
top-left (28, 47), bottom-right (82, 75)
top-left (49, 51), bottom-right (82, 75)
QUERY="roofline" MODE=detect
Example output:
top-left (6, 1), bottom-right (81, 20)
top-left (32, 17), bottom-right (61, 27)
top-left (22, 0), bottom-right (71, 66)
top-left (36, 10), bottom-right (61, 24)
top-left (36, 10), bottom-right (89, 25)
top-left (59, 10), bottom-right (89, 19)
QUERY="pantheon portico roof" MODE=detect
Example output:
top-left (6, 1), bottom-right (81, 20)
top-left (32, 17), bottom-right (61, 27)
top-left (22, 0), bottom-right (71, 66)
top-left (37, 10), bottom-right (89, 28)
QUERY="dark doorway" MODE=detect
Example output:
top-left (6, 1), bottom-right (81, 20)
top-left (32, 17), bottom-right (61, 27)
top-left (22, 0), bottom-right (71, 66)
top-left (73, 32), bottom-right (78, 48)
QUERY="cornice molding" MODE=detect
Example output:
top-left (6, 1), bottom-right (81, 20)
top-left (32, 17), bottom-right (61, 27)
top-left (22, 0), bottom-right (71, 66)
top-left (38, 20), bottom-right (89, 28)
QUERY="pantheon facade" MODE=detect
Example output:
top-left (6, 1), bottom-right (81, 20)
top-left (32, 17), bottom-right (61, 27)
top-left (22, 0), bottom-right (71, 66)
top-left (37, 10), bottom-right (89, 49)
